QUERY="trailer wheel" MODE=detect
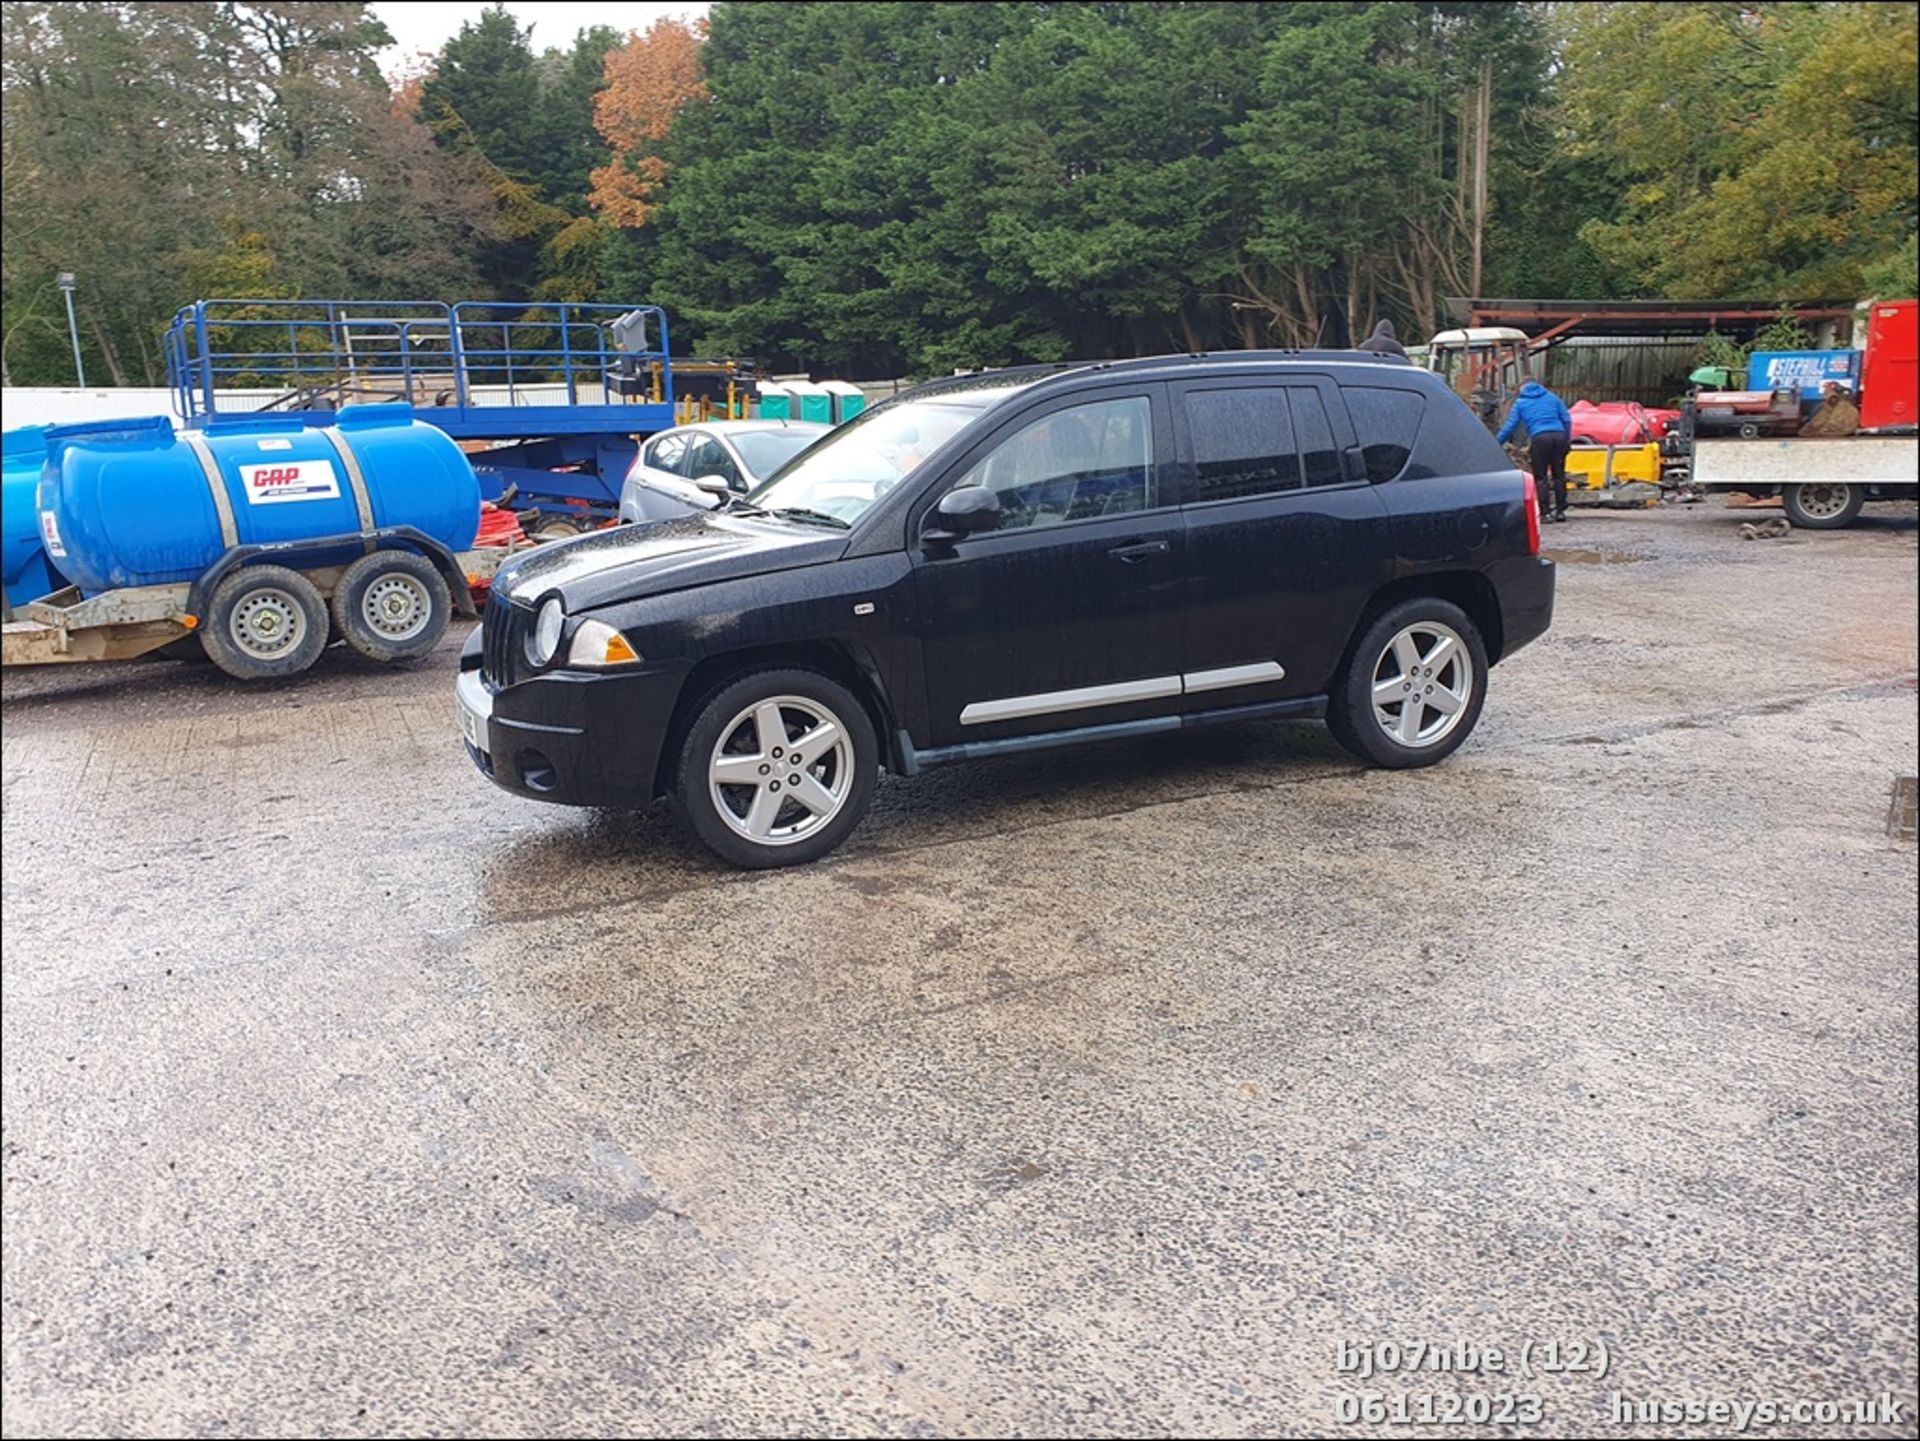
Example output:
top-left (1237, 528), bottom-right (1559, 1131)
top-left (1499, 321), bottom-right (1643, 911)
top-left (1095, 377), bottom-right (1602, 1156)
top-left (532, 516), bottom-right (590, 543)
top-left (1736, 422), bottom-right (1762, 439)
top-left (1782, 482), bottom-right (1864, 530)
top-left (331, 549), bottom-right (450, 663)
top-left (201, 565), bottom-right (330, 680)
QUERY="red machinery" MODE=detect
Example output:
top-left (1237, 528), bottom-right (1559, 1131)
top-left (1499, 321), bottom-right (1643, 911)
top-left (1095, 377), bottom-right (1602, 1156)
top-left (1689, 387), bottom-right (1802, 438)
top-left (1568, 399), bottom-right (1683, 445)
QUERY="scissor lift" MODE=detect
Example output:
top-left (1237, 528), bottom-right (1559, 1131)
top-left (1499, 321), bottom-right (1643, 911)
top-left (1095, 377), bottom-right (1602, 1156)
top-left (165, 299), bottom-right (678, 534)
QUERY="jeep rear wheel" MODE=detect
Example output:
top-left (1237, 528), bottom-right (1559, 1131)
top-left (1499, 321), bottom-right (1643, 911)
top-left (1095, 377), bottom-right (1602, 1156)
top-left (1328, 598), bottom-right (1489, 768)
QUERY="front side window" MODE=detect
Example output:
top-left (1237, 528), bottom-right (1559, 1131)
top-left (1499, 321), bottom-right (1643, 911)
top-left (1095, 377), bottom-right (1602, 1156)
top-left (950, 396), bottom-right (1155, 530)
top-left (685, 434), bottom-right (742, 489)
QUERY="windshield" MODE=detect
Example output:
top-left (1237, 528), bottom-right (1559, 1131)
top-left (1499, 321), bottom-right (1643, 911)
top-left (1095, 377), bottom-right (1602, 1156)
top-left (731, 427), bottom-right (825, 482)
top-left (746, 398), bottom-right (986, 526)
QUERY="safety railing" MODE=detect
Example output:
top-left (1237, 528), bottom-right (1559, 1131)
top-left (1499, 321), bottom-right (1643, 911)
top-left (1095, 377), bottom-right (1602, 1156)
top-left (165, 298), bottom-right (674, 426)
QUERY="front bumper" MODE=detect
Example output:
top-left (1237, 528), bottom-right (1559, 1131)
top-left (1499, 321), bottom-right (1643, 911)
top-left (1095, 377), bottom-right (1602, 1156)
top-left (457, 630), bottom-right (687, 807)
top-left (1490, 554), bottom-right (1555, 660)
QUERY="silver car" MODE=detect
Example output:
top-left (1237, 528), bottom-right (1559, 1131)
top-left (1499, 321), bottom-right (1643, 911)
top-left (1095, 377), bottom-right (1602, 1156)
top-left (619, 419), bottom-right (831, 523)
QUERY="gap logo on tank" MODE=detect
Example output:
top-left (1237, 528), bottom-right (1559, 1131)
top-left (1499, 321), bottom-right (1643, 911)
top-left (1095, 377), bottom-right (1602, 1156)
top-left (239, 459), bottom-right (341, 505)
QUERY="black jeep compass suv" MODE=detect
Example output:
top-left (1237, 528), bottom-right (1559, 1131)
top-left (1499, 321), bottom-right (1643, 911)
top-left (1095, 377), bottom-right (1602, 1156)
top-left (457, 352), bottom-right (1555, 867)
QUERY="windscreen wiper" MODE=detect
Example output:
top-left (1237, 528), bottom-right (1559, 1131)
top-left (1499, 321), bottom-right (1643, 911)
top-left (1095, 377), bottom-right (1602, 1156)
top-left (770, 506), bottom-right (851, 530)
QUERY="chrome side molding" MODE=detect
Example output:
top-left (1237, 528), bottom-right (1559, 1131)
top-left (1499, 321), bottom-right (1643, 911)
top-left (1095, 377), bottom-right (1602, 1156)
top-left (960, 661), bottom-right (1286, 726)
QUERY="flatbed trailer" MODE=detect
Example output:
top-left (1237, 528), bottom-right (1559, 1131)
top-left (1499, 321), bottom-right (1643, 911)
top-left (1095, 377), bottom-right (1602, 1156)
top-left (1690, 435), bottom-right (1918, 527)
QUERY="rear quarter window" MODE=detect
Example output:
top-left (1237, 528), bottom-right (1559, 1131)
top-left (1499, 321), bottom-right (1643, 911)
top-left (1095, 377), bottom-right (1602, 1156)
top-left (1343, 386), bottom-right (1426, 481)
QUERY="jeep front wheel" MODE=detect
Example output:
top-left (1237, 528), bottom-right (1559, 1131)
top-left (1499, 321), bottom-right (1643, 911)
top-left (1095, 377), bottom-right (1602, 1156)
top-left (673, 668), bottom-right (879, 869)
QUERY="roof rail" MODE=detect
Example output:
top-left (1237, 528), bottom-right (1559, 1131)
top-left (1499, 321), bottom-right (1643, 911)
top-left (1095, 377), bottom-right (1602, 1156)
top-left (882, 348), bottom-right (1419, 411)
top-left (1078, 349), bottom-right (1417, 371)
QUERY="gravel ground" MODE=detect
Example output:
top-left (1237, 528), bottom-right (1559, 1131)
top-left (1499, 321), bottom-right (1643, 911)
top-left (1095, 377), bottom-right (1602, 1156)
top-left (3, 499), bottom-right (1916, 1438)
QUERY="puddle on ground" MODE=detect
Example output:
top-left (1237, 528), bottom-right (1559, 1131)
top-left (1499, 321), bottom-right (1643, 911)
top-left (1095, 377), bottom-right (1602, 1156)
top-left (1544, 547), bottom-right (1646, 566)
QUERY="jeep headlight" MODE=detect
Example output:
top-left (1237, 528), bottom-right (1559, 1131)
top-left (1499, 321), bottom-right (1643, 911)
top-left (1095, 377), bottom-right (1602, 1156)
top-left (566, 618), bottom-right (641, 668)
top-left (527, 596), bottom-right (566, 667)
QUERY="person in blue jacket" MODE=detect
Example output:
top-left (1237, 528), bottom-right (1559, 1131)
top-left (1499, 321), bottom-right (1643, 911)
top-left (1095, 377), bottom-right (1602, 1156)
top-left (1496, 379), bottom-right (1574, 522)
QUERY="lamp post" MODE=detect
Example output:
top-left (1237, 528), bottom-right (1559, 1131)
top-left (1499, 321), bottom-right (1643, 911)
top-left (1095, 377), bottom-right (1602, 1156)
top-left (57, 271), bottom-right (86, 387)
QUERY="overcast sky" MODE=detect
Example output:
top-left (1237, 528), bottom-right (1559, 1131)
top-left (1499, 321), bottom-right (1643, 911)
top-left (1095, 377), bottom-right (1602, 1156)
top-left (372, 1), bottom-right (710, 74)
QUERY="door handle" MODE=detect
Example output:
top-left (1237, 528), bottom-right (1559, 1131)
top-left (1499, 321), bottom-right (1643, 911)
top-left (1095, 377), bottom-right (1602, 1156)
top-left (1109, 540), bottom-right (1169, 564)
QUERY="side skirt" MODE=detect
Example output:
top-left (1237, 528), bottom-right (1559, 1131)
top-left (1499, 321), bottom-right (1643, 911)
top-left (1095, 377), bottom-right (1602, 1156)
top-left (894, 695), bottom-right (1328, 776)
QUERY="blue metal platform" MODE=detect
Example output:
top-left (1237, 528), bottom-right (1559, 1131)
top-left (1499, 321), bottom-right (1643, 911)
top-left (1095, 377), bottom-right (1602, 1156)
top-left (164, 299), bottom-right (680, 520)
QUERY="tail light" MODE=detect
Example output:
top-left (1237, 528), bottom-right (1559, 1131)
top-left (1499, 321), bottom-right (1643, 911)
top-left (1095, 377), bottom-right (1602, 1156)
top-left (1522, 471), bottom-right (1541, 555)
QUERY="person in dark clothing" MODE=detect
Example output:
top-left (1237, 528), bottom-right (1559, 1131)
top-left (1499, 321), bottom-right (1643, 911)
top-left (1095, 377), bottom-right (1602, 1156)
top-left (1355, 319), bottom-right (1408, 358)
top-left (1496, 379), bottom-right (1574, 522)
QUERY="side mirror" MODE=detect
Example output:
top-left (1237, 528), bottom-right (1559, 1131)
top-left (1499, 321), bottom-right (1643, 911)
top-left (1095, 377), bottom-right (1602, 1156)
top-left (692, 473), bottom-right (733, 498)
top-left (922, 485), bottom-right (1001, 545)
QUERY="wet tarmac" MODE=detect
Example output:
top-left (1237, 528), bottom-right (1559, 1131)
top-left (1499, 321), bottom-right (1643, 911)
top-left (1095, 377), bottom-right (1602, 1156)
top-left (4, 501), bottom-right (1916, 1436)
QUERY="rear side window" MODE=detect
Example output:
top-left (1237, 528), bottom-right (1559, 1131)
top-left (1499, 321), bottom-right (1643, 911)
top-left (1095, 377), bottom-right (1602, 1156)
top-left (1186, 389), bottom-right (1299, 501)
top-left (647, 434), bottom-right (689, 475)
top-left (1344, 386), bottom-right (1426, 481)
top-left (1289, 389), bottom-right (1345, 488)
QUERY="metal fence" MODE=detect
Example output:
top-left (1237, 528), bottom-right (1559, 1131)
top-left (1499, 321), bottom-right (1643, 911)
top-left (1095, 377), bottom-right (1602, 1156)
top-left (1538, 338), bottom-right (1701, 407)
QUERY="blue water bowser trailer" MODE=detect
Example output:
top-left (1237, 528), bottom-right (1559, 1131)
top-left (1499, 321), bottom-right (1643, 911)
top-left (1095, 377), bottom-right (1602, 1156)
top-left (3, 405), bottom-right (494, 680)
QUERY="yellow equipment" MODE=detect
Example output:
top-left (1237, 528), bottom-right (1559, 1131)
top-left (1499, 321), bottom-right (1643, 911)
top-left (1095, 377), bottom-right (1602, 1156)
top-left (1565, 442), bottom-right (1663, 507)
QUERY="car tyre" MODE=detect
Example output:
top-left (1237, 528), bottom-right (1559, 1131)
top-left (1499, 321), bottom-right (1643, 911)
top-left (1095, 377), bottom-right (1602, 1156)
top-left (1780, 481), bottom-right (1863, 530)
top-left (531, 514), bottom-right (593, 542)
top-left (1328, 598), bottom-right (1489, 769)
top-left (673, 667), bottom-right (878, 869)
top-left (199, 565), bottom-right (330, 680)
top-left (331, 549), bottom-right (452, 662)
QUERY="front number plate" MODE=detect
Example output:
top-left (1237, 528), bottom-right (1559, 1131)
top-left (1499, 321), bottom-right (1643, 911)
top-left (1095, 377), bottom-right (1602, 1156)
top-left (456, 670), bottom-right (492, 758)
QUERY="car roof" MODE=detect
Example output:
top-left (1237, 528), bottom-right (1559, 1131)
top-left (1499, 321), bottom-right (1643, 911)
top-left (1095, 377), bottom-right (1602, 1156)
top-left (683, 418), bottom-right (832, 435)
top-left (1428, 327), bottom-right (1531, 346)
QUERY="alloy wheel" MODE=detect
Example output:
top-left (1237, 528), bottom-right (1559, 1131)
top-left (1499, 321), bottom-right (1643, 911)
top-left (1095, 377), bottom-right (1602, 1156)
top-left (708, 695), bottom-right (854, 845)
top-left (1370, 621), bottom-right (1475, 749)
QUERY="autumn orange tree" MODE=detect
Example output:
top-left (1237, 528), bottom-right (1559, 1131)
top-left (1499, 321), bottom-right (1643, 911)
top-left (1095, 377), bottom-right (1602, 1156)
top-left (589, 18), bottom-right (709, 229)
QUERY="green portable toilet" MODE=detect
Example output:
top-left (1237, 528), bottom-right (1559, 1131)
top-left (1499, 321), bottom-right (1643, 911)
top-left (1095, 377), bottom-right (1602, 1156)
top-left (822, 380), bottom-right (866, 424)
top-left (756, 381), bottom-right (792, 421)
top-left (785, 379), bottom-right (832, 426)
